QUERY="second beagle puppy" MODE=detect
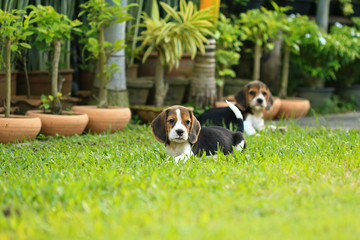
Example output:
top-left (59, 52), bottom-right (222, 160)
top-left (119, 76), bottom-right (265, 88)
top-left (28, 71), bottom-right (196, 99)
top-left (151, 105), bottom-right (246, 163)
top-left (235, 80), bottom-right (273, 135)
top-left (197, 81), bottom-right (273, 135)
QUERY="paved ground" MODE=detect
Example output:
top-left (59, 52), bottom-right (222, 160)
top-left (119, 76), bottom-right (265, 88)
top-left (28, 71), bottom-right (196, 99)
top-left (271, 111), bottom-right (360, 130)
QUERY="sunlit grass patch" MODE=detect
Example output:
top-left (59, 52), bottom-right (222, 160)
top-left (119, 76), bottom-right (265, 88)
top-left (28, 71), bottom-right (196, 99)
top-left (0, 124), bottom-right (359, 239)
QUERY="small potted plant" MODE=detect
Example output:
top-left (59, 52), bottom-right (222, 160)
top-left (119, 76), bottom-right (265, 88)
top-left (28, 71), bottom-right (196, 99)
top-left (71, 0), bottom-right (133, 134)
top-left (25, 5), bottom-right (89, 137)
top-left (0, 9), bottom-right (41, 144)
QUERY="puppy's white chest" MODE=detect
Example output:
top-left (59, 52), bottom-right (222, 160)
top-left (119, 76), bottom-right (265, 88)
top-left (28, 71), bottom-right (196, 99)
top-left (244, 113), bottom-right (264, 135)
top-left (166, 142), bottom-right (193, 162)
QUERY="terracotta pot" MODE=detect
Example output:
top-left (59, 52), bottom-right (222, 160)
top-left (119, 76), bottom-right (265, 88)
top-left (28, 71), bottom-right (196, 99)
top-left (263, 96), bottom-right (281, 120)
top-left (138, 52), bottom-right (194, 78)
top-left (0, 115), bottom-right (41, 144)
top-left (0, 71), bottom-right (17, 102)
top-left (131, 105), bottom-right (193, 124)
top-left (126, 64), bottom-right (139, 79)
top-left (16, 69), bottom-right (74, 96)
top-left (78, 69), bottom-right (95, 91)
top-left (26, 110), bottom-right (89, 137)
top-left (276, 97), bottom-right (311, 119)
top-left (215, 100), bottom-right (235, 108)
top-left (71, 106), bottom-right (131, 134)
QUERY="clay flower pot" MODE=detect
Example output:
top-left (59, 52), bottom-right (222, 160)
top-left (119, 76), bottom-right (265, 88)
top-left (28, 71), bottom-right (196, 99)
top-left (263, 96), bottom-right (281, 120)
top-left (0, 115), bottom-right (41, 144)
top-left (276, 97), bottom-right (311, 119)
top-left (131, 105), bottom-right (193, 124)
top-left (26, 110), bottom-right (89, 137)
top-left (71, 106), bottom-right (131, 134)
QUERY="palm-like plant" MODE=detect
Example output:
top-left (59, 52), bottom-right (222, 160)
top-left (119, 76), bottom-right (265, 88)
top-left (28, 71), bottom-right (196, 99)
top-left (138, 0), bottom-right (214, 107)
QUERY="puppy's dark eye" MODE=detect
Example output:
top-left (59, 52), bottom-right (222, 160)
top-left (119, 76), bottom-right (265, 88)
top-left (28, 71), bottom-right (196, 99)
top-left (168, 119), bottom-right (175, 124)
top-left (184, 120), bottom-right (191, 126)
top-left (262, 92), bottom-right (267, 96)
top-left (249, 91), bottom-right (256, 96)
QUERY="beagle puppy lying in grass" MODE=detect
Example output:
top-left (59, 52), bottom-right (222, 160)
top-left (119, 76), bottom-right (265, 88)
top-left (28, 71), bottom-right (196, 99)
top-left (198, 81), bottom-right (274, 135)
top-left (151, 105), bottom-right (246, 163)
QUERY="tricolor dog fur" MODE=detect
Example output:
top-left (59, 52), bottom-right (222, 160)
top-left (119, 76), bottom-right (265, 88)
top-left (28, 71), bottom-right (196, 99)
top-left (151, 105), bottom-right (246, 163)
top-left (197, 81), bottom-right (273, 135)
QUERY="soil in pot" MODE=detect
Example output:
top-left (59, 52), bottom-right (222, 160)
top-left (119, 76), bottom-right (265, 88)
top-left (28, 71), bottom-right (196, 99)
top-left (26, 110), bottom-right (89, 137)
top-left (71, 106), bottom-right (131, 134)
top-left (276, 97), bottom-right (311, 119)
top-left (0, 115), bottom-right (41, 144)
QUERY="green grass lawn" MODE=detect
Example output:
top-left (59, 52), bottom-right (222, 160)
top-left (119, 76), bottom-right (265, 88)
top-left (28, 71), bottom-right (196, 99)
top-left (1, 124), bottom-right (360, 240)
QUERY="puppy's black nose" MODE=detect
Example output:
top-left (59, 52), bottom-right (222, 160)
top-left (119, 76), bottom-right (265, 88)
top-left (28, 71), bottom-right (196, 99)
top-left (176, 129), bottom-right (184, 136)
top-left (257, 98), bottom-right (263, 104)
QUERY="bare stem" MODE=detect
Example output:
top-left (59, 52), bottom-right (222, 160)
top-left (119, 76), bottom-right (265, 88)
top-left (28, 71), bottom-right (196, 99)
top-left (5, 37), bottom-right (11, 118)
top-left (52, 39), bottom-right (62, 114)
top-left (98, 26), bottom-right (108, 108)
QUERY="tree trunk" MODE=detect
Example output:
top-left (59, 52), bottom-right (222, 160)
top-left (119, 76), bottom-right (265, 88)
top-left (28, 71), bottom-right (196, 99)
top-left (189, 39), bottom-right (217, 108)
top-left (278, 44), bottom-right (290, 99)
top-left (316, 0), bottom-right (330, 32)
top-left (98, 26), bottom-right (108, 109)
top-left (5, 37), bottom-right (11, 118)
top-left (253, 41), bottom-right (262, 81)
top-left (154, 54), bottom-right (168, 108)
top-left (52, 39), bottom-right (62, 114)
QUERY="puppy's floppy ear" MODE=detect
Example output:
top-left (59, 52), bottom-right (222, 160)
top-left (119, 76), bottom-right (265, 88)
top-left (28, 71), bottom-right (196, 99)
top-left (235, 86), bottom-right (248, 111)
top-left (266, 91), bottom-right (274, 110)
top-left (188, 111), bottom-right (201, 144)
top-left (151, 109), bottom-right (168, 143)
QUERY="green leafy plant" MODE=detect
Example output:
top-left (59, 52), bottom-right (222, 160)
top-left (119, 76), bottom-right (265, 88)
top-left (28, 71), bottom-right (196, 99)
top-left (39, 93), bottom-right (63, 112)
top-left (27, 5), bottom-right (81, 114)
top-left (290, 16), bottom-right (359, 89)
top-left (330, 19), bottom-right (360, 87)
top-left (79, 0), bottom-right (133, 109)
top-left (214, 13), bottom-right (242, 99)
top-left (138, 0), bottom-right (214, 107)
top-left (0, 8), bottom-right (31, 117)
